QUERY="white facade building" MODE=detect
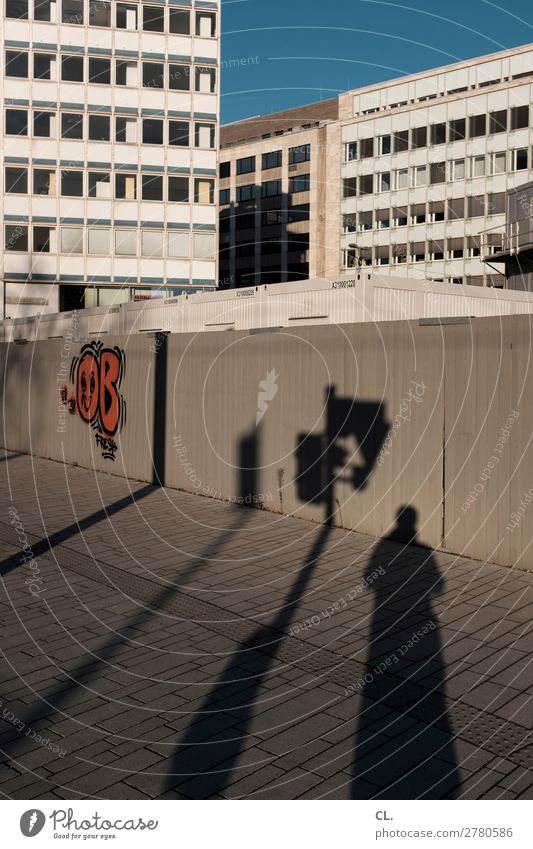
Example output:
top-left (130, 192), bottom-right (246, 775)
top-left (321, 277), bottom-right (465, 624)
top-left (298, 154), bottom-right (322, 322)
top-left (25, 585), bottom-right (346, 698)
top-left (339, 43), bottom-right (533, 287)
top-left (1, 0), bottom-right (219, 317)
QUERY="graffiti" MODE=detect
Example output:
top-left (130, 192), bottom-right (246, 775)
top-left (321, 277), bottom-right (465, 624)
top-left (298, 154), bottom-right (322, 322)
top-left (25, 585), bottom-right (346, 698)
top-left (58, 342), bottom-right (126, 460)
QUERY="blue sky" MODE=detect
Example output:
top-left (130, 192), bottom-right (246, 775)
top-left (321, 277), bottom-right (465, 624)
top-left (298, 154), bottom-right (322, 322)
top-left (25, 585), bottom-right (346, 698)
top-left (221, 0), bottom-right (533, 124)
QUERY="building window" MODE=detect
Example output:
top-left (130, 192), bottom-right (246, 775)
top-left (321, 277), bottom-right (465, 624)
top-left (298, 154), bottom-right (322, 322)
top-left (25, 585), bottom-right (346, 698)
top-left (195, 66), bottom-right (216, 93)
top-left (343, 177), bottom-right (357, 198)
top-left (88, 229), bottom-right (110, 255)
top-left (447, 197), bottom-right (465, 220)
top-left (467, 195), bottom-right (485, 218)
top-left (195, 122), bottom-right (215, 148)
top-left (169, 63), bottom-right (190, 90)
top-left (289, 144), bottom-right (311, 164)
top-left (429, 201), bottom-right (445, 222)
top-left (410, 203), bottom-right (426, 225)
top-left (61, 227), bottom-right (83, 253)
top-left (141, 230), bottom-right (163, 257)
top-left (5, 109), bottom-right (27, 135)
top-left (142, 5), bottom-right (164, 32)
top-left (116, 3), bottom-right (138, 29)
top-left (342, 213), bottom-right (357, 233)
top-left (470, 155), bottom-right (486, 178)
top-left (449, 158), bottom-right (465, 181)
top-left (142, 118), bottom-right (164, 145)
top-left (489, 109), bottom-right (507, 134)
top-left (34, 53), bottom-right (54, 80)
top-left (116, 60), bottom-right (137, 86)
top-left (358, 211), bottom-right (372, 232)
top-left (378, 135), bottom-right (391, 155)
top-left (6, 0), bottom-right (28, 18)
top-left (168, 232), bottom-right (189, 257)
top-left (5, 167), bottom-right (27, 194)
top-left (236, 184), bottom-right (254, 202)
top-left (89, 57), bottom-right (111, 85)
top-left (115, 230), bottom-right (137, 255)
top-left (376, 209), bottom-right (390, 229)
top-left (393, 207), bottom-right (408, 227)
top-left (262, 209), bottom-right (282, 226)
top-left (413, 165), bottom-right (427, 187)
top-left (262, 150), bottom-right (282, 169)
top-left (88, 114), bottom-right (110, 141)
top-left (395, 168), bottom-right (409, 190)
top-left (289, 174), bottom-right (310, 193)
top-left (393, 130), bottom-right (409, 152)
top-left (489, 151), bottom-right (507, 175)
top-left (262, 179), bottom-right (282, 198)
top-left (194, 232), bottom-right (215, 259)
top-left (196, 11), bottom-right (216, 37)
top-left (429, 240), bottom-right (444, 261)
top-left (449, 118), bottom-right (466, 141)
top-left (220, 161), bottom-right (231, 178)
top-left (33, 226), bottom-right (53, 253)
top-left (431, 123), bottom-right (447, 145)
top-left (448, 238), bottom-right (464, 259)
top-left (411, 126), bottom-right (427, 149)
top-left (358, 174), bottom-right (373, 196)
top-left (467, 236), bottom-right (481, 257)
top-left (359, 138), bottom-right (374, 159)
top-left (168, 176), bottom-right (189, 202)
top-left (5, 224), bottom-right (28, 252)
top-left (469, 114), bottom-right (486, 138)
top-left (511, 106), bottom-right (529, 130)
top-left (33, 168), bottom-right (55, 195)
top-left (143, 61), bottom-right (164, 88)
top-left (34, 0), bottom-right (53, 17)
top-left (195, 178), bottom-right (214, 204)
top-left (33, 110), bottom-right (54, 137)
top-left (88, 171), bottom-right (111, 198)
top-left (488, 192), bottom-right (506, 215)
top-left (116, 173), bottom-right (137, 200)
top-left (219, 188), bottom-right (230, 205)
top-left (5, 50), bottom-right (28, 78)
top-left (61, 54), bottom-right (83, 82)
top-left (430, 162), bottom-right (446, 184)
top-left (62, 0), bottom-right (83, 25)
top-left (288, 204), bottom-right (309, 222)
top-left (141, 174), bottom-right (163, 201)
top-left (237, 156), bottom-right (255, 175)
top-left (411, 242), bottom-right (425, 263)
top-left (61, 112), bottom-right (83, 139)
top-left (61, 170), bottom-right (83, 196)
top-left (89, 0), bottom-right (111, 26)
top-left (169, 7), bottom-right (190, 33)
top-left (169, 120), bottom-right (189, 146)
top-left (115, 116), bottom-right (137, 143)
top-left (511, 148), bottom-right (529, 171)
top-left (345, 142), bottom-right (357, 162)
top-left (377, 172), bottom-right (391, 192)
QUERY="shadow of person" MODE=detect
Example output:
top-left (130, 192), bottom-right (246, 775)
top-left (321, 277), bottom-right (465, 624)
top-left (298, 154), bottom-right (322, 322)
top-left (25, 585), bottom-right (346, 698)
top-left (350, 506), bottom-right (461, 799)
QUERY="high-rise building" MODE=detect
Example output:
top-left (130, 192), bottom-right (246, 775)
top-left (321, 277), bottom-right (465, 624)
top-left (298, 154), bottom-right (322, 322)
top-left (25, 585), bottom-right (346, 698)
top-left (1, 0), bottom-right (219, 318)
top-left (221, 42), bottom-right (533, 290)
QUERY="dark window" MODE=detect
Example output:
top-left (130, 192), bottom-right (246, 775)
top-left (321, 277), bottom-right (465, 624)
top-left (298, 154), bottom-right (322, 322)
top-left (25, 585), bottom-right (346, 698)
top-left (411, 126), bottom-right (427, 149)
top-left (393, 130), bottom-right (409, 152)
top-left (115, 117), bottom-right (136, 143)
top-left (142, 5), bottom-right (164, 32)
top-left (6, 0), bottom-right (28, 18)
top-left (61, 170), bottom-right (83, 196)
top-left (5, 51), bottom-right (28, 78)
top-left (488, 192), bottom-right (506, 216)
top-left (169, 120), bottom-right (189, 146)
top-left (169, 63), bottom-right (190, 90)
top-left (237, 156), bottom-right (255, 175)
top-left (34, 0), bottom-right (52, 20)
top-left (220, 161), bottom-right (231, 178)
top-left (34, 53), bottom-right (53, 79)
top-left (511, 105), bottom-right (529, 130)
top-left (447, 197), bottom-right (465, 220)
top-left (261, 179), bottom-right (281, 198)
top-left (142, 174), bottom-right (163, 200)
top-left (6, 109), bottom-right (28, 135)
top-left (467, 195), bottom-right (485, 217)
top-left (289, 174), bottom-right (310, 193)
top-left (359, 137), bottom-right (374, 158)
top-left (61, 54), bottom-right (84, 82)
top-left (262, 150), bottom-right (282, 169)
top-left (431, 123), bottom-right (447, 145)
top-left (33, 110), bottom-right (52, 136)
top-left (89, 57), bottom-right (111, 84)
top-left (359, 174), bottom-right (373, 196)
top-left (33, 226), bottom-right (52, 252)
top-left (469, 114), bottom-right (486, 138)
top-left (515, 148), bottom-right (529, 171)
top-left (489, 109), bottom-right (507, 134)
top-left (169, 8), bottom-right (190, 33)
top-left (236, 184), bottom-right (254, 202)
top-left (61, 112), bottom-right (83, 139)
top-left (88, 171), bottom-right (111, 198)
top-left (219, 188), bottom-right (230, 205)
top-left (289, 144), bottom-right (310, 164)
top-left (5, 167), bottom-right (27, 194)
top-left (5, 224), bottom-right (28, 251)
top-left (142, 118), bottom-right (163, 145)
top-left (430, 162), bottom-right (446, 184)
top-left (262, 209), bottom-right (283, 225)
top-left (33, 169), bottom-right (54, 195)
top-left (116, 60), bottom-right (136, 86)
top-left (115, 173), bottom-right (137, 199)
top-left (88, 114), bottom-right (110, 141)
top-left (116, 3), bottom-right (137, 28)
top-left (143, 61), bottom-right (164, 88)
top-left (343, 177), bottom-right (357, 199)
top-left (89, 0), bottom-right (111, 26)
top-left (287, 204), bottom-right (309, 222)
top-left (449, 118), bottom-right (466, 141)
top-left (62, 0), bottom-right (83, 24)
top-left (168, 176), bottom-right (189, 202)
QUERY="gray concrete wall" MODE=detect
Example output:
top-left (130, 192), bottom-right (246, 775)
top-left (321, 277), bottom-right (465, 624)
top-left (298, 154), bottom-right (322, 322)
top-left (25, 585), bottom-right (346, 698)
top-left (2, 316), bottom-right (532, 570)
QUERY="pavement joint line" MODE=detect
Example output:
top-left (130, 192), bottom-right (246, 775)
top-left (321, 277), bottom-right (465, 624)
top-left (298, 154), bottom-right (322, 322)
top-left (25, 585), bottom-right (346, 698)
top-left (0, 519), bottom-right (532, 771)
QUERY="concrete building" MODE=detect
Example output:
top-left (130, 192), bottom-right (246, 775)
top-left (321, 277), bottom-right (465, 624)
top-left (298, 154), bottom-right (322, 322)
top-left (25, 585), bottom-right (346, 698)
top-left (1, 0), bottom-right (220, 318)
top-left (219, 99), bottom-right (340, 287)
top-left (481, 179), bottom-right (533, 290)
top-left (221, 42), bottom-right (533, 290)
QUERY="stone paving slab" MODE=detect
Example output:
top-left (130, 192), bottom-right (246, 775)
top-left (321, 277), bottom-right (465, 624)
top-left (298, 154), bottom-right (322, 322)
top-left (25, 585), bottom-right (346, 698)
top-left (0, 451), bottom-right (533, 799)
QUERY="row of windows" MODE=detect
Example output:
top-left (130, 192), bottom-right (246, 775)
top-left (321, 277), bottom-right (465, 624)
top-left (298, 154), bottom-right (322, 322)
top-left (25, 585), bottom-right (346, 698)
top-left (5, 51), bottom-right (217, 92)
top-left (4, 166), bottom-right (214, 203)
top-left (343, 149), bottom-right (532, 197)
top-left (342, 193), bottom-right (506, 232)
top-left (4, 223), bottom-right (216, 258)
top-left (344, 238), bottom-right (485, 267)
top-left (5, 0), bottom-right (217, 37)
top-left (219, 204), bottom-right (310, 231)
top-left (344, 106), bottom-right (532, 160)
top-left (4, 108), bottom-right (215, 147)
top-left (220, 145), bottom-right (311, 178)
top-left (221, 174), bottom-right (311, 204)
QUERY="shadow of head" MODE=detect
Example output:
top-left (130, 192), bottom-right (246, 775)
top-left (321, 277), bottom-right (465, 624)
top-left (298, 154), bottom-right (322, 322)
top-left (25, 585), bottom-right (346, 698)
top-left (390, 504), bottom-right (419, 544)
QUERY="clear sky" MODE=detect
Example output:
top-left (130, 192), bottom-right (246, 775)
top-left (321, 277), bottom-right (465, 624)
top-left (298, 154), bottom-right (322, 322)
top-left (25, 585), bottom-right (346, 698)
top-left (220, 0), bottom-right (533, 124)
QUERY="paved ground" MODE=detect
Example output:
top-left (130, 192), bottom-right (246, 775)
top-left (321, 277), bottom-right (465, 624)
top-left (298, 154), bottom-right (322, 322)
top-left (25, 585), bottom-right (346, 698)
top-left (1, 451), bottom-right (533, 800)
